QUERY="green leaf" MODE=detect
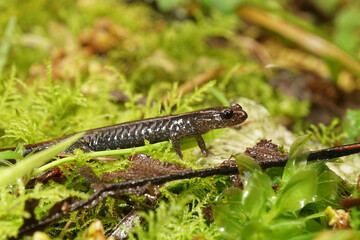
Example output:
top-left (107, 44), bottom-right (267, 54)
top-left (209, 87), bottom-right (229, 106)
top-left (0, 132), bottom-right (84, 187)
top-left (0, 16), bottom-right (16, 77)
top-left (0, 150), bottom-right (22, 160)
top-left (223, 187), bottom-right (245, 216)
top-left (316, 169), bottom-right (342, 202)
top-left (213, 188), bottom-right (246, 239)
top-left (282, 134), bottom-right (311, 184)
top-left (235, 153), bottom-right (261, 172)
top-left (213, 204), bottom-right (243, 240)
top-left (274, 168), bottom-right (318, 217)
top-left (240, 220), bottom-right (266, 240)
top-left (242, 170), bottom-right (275, 219)
top-left (268, 219), bottom-right (305, 239)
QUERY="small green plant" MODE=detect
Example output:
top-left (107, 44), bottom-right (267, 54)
top-left (212, 135), bottom-right (344, 240)
top-left (127, 177), bottom-right (229, 240)
top-left (307, 118), bottom-right (347, 146)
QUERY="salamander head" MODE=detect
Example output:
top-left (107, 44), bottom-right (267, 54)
top-left (196, 103), bottom-right (248, 133)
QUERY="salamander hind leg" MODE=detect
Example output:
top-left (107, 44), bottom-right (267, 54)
top-left (195, 134), bottom-right (209, 156)
top-left (170, 136), bottom-right (183, 159)
top-left (65, 139), bottom-right (93, 154)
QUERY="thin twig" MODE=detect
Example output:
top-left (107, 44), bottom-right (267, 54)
top-left (237, 6), bottom-right (360, 76)
top-left (258, 142), bottom-right (360, 168)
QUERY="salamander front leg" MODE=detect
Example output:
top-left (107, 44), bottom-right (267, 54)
top-left (196, 134), bottom-right (209, 156)
top-left (170, 136), bottom-right (183, 159)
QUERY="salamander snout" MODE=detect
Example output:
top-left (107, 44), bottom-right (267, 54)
top-left (220, 103), bottom-right (247, 126)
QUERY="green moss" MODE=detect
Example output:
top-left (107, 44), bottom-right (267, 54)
top-left (0, 1), bottom-right (358, 239)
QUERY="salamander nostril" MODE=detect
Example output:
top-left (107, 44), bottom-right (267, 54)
top-left (232, 103), bottom-right (242, 110)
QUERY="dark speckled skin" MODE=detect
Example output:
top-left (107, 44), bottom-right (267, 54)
top-left (1, 104), bottom-right (247, 158)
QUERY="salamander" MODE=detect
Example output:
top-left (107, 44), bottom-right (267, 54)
top-left (0, 104), bottom-right (247, 158)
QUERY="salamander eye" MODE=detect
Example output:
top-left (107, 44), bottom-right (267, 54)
top-left (222, 109), bottom-right (233, 119)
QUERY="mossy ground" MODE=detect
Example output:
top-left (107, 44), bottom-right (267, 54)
top-left (1, 1), bottom-right (360, 239)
